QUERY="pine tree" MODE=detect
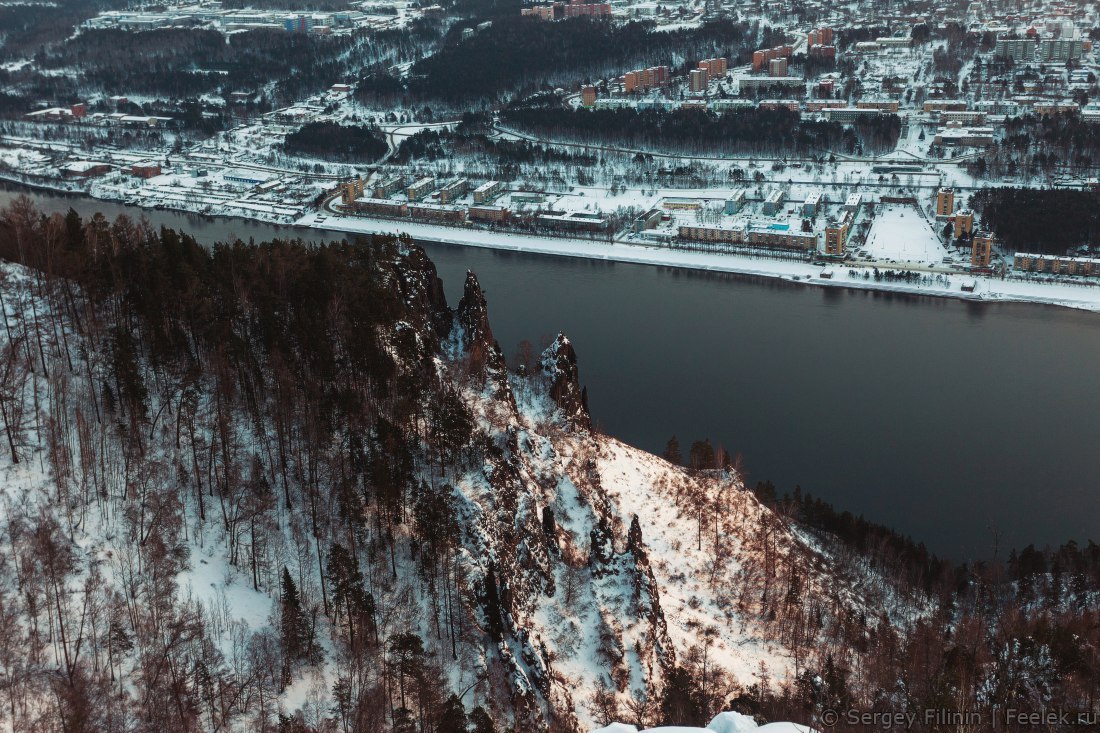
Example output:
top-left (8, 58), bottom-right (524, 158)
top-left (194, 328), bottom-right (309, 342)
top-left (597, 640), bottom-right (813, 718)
top-left (280, 567), bottom-right (307, 668)
top-left (484, 562), bottom-right (504, 642)
top-left (468, 707), bottom-right (497, 733)
top-left (436, 695), bottom-right (468, 733)
top-left (663, 436), bottom-right (682, 465)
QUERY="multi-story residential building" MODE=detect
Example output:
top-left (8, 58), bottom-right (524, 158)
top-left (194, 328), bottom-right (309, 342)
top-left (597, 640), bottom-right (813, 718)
top-left (408, 202), bottom-right (467, 224)
top-left (752, 45), bottom-right (793, 71)
top-left (439, 179), bottom-right (468, 204)
top-left (769, 58), bottom-right (788, 77)
top-left (856, 99), bottom-right (900, 112)
top-left (759, 99), bottom-right (801, 112)
top-left (737, 77), bottom-right (805, 93)
top-left (822, 107), bottom-right (882, 122)
top-left (746, 226), bottom-right (817, 249)
top-left (689, 69), bottom-right (708, 92)
top-left (941, 110), bottom-right (986, 125)
top-left (678, 224), bottom-right (745, 243)
top-left (935, 187), bottom-right (955, 217)
top-left (1033, 101), bottom-right (1079, 115)
top-left (725, 190), bottom-right (745, 214)
top-left (373, 174), bottom-right (405, 199)
top-left (407, 176), bottom-right (435, 201)
top-left (581, 85), bottom-right (597, 107)
top-left (954, 209), bottom-right (975, 238)
top-left (762, 190), bottom-right (786, 215)
top-left (923, 99), bottom-right (968, 112)
top-left (808, 27), bottom-right (834, 47)
top-left (971, 232), bottom-right (995, 267)
top-left (803, 191), bottom-right (824, 217)
top-left (824, 211), bottom-right (852, 255)
top-left (473, 180), bottom-right (504, 204)
top-left (1038, 37), bottom-right (1083, 61)
top-left (875, 36), bottom-right (911, 48)
top-left (994, 37), bottom-right (1036, 62)
top-left (1014, 253), bottom-right (1100, 276)
top-left (698, 58), bottom-right (728, 80)
top-left (468, 205), bottom-right (509, 222)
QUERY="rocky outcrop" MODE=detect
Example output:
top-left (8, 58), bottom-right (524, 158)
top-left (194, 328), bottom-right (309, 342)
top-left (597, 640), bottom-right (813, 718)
top-left (456, 270), bottom-right (508, 382)
top-left (540, 333), bottom-right (590, 428)
top-left (395, 243), bottom-right (453, 339)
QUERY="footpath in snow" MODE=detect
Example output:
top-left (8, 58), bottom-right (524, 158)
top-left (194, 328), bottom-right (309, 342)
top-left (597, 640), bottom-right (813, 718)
top-left (297, 211), bottom-right (1100, 314)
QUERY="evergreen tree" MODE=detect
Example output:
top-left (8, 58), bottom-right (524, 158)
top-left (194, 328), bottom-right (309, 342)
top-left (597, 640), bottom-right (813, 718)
top-left (436, 695), bottom-right (468, 733)
top-left (663, 436), bottom-right (682, 465)
top-left (468, 707), bottom-right (497, 733)
top-left (484, 562), bottom-right (505, 642)
top-left (280, 567), bottom-right (308, 668)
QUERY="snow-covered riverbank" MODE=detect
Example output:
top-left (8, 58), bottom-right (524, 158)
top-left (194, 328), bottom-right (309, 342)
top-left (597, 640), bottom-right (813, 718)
top-left (297, 210), bottom-right (1100, 314)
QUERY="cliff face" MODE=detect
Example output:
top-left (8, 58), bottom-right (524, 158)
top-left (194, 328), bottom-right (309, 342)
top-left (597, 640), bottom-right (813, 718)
top-left (0, 227), bottom-right (910, 733)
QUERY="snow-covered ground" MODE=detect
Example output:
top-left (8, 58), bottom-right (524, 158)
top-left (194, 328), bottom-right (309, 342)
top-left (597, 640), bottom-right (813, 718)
top-left (859, 205), bottom-right (945, 267)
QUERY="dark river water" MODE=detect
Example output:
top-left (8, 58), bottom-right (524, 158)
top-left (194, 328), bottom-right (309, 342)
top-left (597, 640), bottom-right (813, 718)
top-left (4, 185), bottom-right (1099, 561)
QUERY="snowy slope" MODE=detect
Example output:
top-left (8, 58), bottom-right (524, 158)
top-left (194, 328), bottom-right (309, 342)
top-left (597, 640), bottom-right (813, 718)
top-left (0, 238), bottom-right (925, 732)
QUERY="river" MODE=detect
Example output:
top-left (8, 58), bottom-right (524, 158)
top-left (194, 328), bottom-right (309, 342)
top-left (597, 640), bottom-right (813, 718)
top-left (3, 184), bottom-right (1098, 560)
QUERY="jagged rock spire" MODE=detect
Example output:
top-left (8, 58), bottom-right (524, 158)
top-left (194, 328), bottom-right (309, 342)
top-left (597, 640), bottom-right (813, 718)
top-left (456, 270), bottom-right (505, 378)
top-left (540, 333), bottom-right (590, 428)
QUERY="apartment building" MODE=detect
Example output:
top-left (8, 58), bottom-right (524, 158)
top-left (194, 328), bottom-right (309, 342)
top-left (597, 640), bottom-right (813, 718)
top-left (971, 232), bottom-right (995, 267)
top-left (935, 187), bottom-right (955, 217)
top-left (994, 37), bottom-right (1035, 62)
top-left (824, 211), bottom-right (852, 255)
top-left (954, 209), bottom-right (975, 238)
top-left (473, 180), bottom-right (504, 203)
top-left (1014, 253), bottom-right (1100, 276)
top-left (690, 69), bottom-right (708, 93)
top-left (407, 176), bottom-right (436, 201)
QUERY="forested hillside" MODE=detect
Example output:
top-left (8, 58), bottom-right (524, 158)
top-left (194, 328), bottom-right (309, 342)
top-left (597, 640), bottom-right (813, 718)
top-left (2, 200), bottom-right (1100, 733)
top-left (499, 106), bottom-right (902, 157)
